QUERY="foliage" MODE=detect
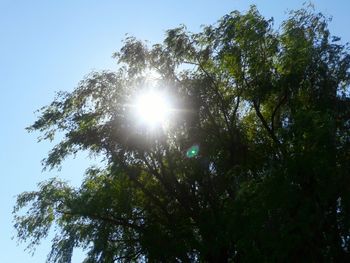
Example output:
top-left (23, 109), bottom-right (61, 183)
top-left (14, 5), bottom-right (350, 262)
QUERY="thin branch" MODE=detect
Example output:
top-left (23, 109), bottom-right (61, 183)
top-left (198, 63), bottom-right (233, 136)
top-left (115, 161), bottom-right (173, 221)
top-left (233, 95), bottom-right (241, 118)
top-left (142, 152), bottom-right (200, 223)
top-left (253, 100), bottom-right (284, 156)
top-left (271, 92), bottom-right (288, 133)
top-left (114, 249), bottom-right (143, 262)
top-left (128, 170), bottom-right (172, 221)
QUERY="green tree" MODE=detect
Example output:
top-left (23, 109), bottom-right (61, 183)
top-left (14, 6), bottom-right (350, 262)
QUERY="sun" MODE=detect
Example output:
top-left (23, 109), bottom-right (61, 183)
top-left (135, 90), bottom-right (171, 126)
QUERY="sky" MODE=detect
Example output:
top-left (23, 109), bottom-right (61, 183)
top-left (0, 0), bottom-right (349, 262)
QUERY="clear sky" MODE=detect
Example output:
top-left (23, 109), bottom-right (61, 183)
top-left (1, 0), bottom-right (349, 262)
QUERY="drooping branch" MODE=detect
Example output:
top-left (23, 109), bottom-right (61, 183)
top-left (56, 210), bottom-right (143, 231)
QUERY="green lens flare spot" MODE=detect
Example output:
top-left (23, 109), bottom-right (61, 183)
top-left (186, 145), bottom-right (199, 158)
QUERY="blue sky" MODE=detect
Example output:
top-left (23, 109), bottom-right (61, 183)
top-left (0, 0), bottom-right (349, 262)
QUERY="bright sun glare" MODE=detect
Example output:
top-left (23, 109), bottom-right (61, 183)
top-left (135, 91), bottom-right (171, 126)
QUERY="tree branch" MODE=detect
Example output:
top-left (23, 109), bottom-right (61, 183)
top-left (253, 99), bottom-right (284, 156)
top-left (271, 92), bottom-right (288, 133)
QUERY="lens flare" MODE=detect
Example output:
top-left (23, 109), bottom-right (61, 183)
top-left (186, 145), bottom-right (199, 158)
top-left (135, 91), bottom-right (170, 126)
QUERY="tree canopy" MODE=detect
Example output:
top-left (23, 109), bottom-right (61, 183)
top-left (14, 5), bottom-right (350, 262)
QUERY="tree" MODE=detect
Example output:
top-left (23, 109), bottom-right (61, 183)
top-left (14, 5), bottom-right (350, 262)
